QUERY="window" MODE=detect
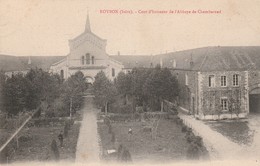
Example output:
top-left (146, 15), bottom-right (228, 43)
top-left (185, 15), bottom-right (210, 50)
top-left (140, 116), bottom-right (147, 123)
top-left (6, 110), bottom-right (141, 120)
top-left (112, 68), bottom-right (115, 77)
top-left (209, 75), bottom-right (215, 87)
top-left (91, 56), bottom-right (95, 64)
top-left (221, 76), bottom-right (227, 87)
top-left (233, 74), bottom-right (239, 86)
top-left (185, 74), bottom-right (189, 86)
top-left (221, 98), bottom-right (228, 111)
top-left (86, 54), bottom-right (90, 64)
top-left (81, 56), bottom-right (85, 65)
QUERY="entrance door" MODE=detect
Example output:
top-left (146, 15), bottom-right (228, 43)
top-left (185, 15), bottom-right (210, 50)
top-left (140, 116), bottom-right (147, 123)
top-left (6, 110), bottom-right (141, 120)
top-left (249, 87), bottom-right (260, 113)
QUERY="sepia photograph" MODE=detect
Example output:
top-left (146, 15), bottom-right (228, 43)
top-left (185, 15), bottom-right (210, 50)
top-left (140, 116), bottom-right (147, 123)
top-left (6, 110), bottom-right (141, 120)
top-left (0, 0), bottom-right (260, 165)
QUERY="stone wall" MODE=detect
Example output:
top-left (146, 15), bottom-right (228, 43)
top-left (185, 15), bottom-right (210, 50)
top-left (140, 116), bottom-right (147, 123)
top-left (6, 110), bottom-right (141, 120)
top-left (170, 69), bottom-right (198, 114)
top-left (198, 70), bottom-right (248, 120)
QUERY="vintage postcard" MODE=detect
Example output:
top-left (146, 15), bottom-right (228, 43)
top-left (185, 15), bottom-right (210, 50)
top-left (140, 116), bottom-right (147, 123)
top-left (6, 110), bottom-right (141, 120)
top-left (0, 0), bottom-right (260, 166)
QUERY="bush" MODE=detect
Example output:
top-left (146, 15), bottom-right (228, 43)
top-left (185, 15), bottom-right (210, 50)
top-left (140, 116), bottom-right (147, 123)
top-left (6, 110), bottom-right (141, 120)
top-left (109, 103), bottom-right (132, 114)
top-left (117, 144), bottom-right (123, 160)
top-left (186, 142), bottom-right (200, 160)
top-left (185, 131), bottom-right (196, 143)
top-left (111, 132), bottom-right (115, 143)
top-left (64, 123), bottom-right (69, 137)
top-left (108, 125), bottom-right (112, 134)
top-left (104, 117), bottom-right (111, 126)
top-left (182, 125), bottom-right (188, 132)
top-left (121, 148), bottom-right (132, 162)
top-left (51, 139), bottom-right (59, 161)
top-left (194, 136), bottom-right (203, 147)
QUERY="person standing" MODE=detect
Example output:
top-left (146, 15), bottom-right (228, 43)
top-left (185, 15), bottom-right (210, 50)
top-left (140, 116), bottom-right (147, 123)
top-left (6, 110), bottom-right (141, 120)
top-left (58, 131), bottom-right (64, 147)
top-left (128, 127), bottom-right (133, 141)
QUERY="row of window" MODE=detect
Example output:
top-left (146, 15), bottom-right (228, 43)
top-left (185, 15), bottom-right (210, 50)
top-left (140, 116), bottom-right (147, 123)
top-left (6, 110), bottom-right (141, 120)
top-left (81, 54), bottom-right (95, 65)
top-left (209, 74), bottom-right (239, 87)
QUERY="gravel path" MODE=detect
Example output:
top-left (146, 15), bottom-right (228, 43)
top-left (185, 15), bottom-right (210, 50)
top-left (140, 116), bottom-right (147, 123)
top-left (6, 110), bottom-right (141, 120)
top-left (178, 110), bottom-right (244, 160)
top-left (75, 97), bottom-right (100, 163)
top-left (241, 113), bottom-right (260, 159)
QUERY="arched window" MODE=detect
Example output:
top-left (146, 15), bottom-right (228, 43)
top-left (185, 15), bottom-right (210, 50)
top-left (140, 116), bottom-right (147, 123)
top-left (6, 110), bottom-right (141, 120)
top-left (81, 56), bottom-right (85, 65)
top-left (91, 56), bottom-right (95, 64)
top-left (86, 53), bottom-right (90, 64)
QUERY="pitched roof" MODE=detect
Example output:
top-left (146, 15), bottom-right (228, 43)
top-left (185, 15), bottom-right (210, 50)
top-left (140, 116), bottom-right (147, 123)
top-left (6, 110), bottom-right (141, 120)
top-left (112, 46), bottom-right (260, 71)
top-left (0, 54), bottom-right (65, 72)
top-left (158, 46), bottom-right (260, 71)
top-left (1, 46), bottom-right (259, 73)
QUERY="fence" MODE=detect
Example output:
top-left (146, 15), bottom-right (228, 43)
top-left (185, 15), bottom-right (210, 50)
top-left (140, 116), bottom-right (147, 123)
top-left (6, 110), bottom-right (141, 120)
top-left (0, 108), bottom-right (40, 163)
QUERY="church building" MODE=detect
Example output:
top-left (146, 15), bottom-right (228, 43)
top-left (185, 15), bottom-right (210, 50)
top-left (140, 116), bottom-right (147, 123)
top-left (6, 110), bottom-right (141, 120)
top-left (49, 15), bottom-right (124, 83)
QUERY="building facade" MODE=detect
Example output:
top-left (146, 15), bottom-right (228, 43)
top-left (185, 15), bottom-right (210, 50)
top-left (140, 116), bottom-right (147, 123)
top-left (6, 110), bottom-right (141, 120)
top-left (49, 15), bottom-right (123, 83)
top-left (167, 48), bottom-right (260, 120)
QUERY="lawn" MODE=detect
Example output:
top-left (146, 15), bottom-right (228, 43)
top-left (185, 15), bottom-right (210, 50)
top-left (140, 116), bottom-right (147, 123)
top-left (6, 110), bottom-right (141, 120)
top-left (98, 117), bottom-right (209, 163)
top-left (205, 120), bottom-right (254, 145)
top-left (2, 122), bottom-right (80, 163)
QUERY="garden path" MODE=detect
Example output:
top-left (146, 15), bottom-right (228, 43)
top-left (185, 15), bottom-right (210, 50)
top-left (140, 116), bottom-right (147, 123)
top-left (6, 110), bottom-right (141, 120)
top-left (242, 113), bottom-right (260, 159)
top-left (75, 96), bottom-right (100, 163)
top-left (178, 109), bottom-right (244, 160)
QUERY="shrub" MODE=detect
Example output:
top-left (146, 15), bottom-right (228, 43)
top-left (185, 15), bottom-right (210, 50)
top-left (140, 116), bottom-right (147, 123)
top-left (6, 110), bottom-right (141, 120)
top-left (51, 139), bottom-right (59, 161)
top-left (104, 117), bottom-right (111, 126)
top-left (0, 144), bottom-right (11, 164)
top-left (64, 123), bottom-right (69, 137)
top-left (108, 125), bottom-right (112, 134)
top-left (121, 148), bottom-right (132, 162)
top-left (182, 125), bottom-right (188, 132)
top-left (117, 144), bottom-right (123, 160)
top-left (185, 132), bottom-right (195, 143)
top-left (111, 132), bottom-right (115, 143)
top-left (176, 118), bottom-right (183, 125)
top-left (186, 142), bottom-right (200, 160)
top-left (194, 136), bottom-right (203, 147)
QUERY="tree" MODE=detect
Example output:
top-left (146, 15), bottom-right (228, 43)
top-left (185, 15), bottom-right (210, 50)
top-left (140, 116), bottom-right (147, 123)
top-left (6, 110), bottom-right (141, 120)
top-left (93, 71), bottom-right (117, 114)
top-left (143, 66), bottom-right (179, 111)
top-left (2, 73), bottom-right (29, 116)
top-left (25, 68), bottom-right (62, 109)
top-left (115, 71), bottom-right (132, 104)
top-left (62, 71), bottom-right (87, 117)
top-left (0, 71), bottom-right (6, 112)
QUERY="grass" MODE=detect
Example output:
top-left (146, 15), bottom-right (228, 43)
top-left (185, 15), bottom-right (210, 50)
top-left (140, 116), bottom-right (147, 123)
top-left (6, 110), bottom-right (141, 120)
top-left (205, 120), bottom-right (254, 145)
top-left (6, 122), bottom-right (80, 163)
top-left (98, 118), bottom-right (208, 163)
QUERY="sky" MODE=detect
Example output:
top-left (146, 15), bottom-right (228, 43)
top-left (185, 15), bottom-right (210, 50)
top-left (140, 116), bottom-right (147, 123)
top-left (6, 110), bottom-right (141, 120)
top-left (0, 0), bottom-right (260, 56)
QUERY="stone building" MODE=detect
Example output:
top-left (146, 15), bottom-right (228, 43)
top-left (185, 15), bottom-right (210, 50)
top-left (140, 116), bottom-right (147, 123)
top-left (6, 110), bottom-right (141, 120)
top-left (161, 47), bottom-right (260, 120)
top-left (49, 15), bottom-right (123, 83)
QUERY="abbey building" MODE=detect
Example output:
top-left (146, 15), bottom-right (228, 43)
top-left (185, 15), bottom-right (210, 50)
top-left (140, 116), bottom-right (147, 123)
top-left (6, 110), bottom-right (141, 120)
top-left (49, 15), bottom-right (123, 83)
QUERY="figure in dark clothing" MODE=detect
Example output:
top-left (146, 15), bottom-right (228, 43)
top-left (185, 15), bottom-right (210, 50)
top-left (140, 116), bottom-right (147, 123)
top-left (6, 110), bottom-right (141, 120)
top-left (58, 132), bottom-right (63, 147)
